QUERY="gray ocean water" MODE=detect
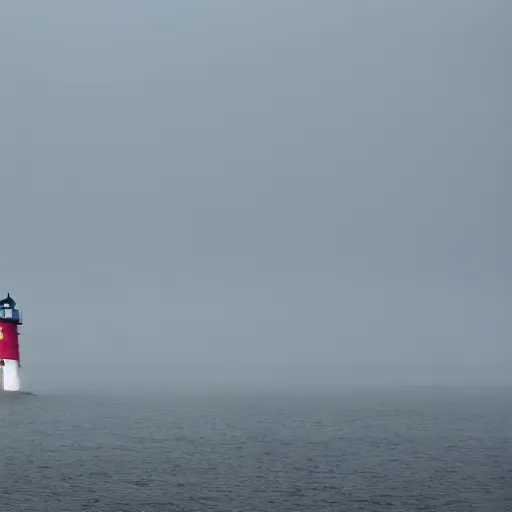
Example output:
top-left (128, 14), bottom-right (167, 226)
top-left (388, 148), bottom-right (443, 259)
top-left (0, 387), bottom-right (510, 512)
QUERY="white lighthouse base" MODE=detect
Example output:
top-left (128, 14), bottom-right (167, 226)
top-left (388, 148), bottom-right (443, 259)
top-left (1, 360), bottom-right (21, 391)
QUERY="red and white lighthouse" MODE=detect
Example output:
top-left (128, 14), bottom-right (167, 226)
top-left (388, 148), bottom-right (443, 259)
top-left (0, 293), bottom-right (23, 391)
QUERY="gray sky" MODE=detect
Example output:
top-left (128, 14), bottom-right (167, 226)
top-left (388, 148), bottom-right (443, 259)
top-left (0, 1), bottom-right (509, 392)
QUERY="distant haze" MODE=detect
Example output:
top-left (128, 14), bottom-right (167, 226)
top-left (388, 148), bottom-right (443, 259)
top-left (0, 1), bottom-right (509, 393)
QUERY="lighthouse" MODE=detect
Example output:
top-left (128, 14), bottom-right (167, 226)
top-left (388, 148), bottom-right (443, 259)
top-left (0, 293), bottom-right (23, 391)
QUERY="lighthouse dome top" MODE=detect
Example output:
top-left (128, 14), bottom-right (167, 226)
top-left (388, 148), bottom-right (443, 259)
top-left (0, 293), bottom-right (16, 309)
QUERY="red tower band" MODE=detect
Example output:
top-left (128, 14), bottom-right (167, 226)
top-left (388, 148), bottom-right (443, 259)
top-left (0, 293), bottom-right (23, 391)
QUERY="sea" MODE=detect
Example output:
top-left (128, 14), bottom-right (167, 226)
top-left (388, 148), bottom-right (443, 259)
top-left (0, 386), bottom-right (510, 512)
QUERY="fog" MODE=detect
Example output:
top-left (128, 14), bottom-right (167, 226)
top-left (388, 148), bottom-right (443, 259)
top-left (0, 1), bottom-right (509, 393)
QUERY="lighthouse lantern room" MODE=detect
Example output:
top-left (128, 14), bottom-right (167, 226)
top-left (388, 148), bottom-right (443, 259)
top-left (0, 293), bottom-right (23, 391)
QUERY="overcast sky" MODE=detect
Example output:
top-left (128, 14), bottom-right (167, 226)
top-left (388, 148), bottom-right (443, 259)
top-left (0, 1), bottom-right (509, 393)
